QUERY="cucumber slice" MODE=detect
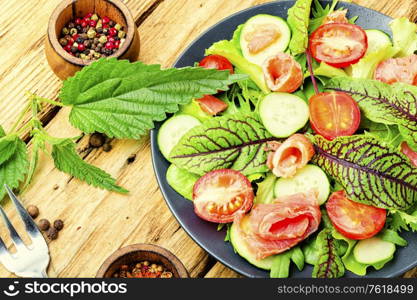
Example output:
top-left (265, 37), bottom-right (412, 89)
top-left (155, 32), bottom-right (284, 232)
top-left (157, 114), bottom-right (201, 160)
top-left (365, 29), bottom-right (392, 54)
top-left (353, 237), bottom-right (396, 265)
top-left (274, 165), bottom-right (330, 205)
top-left (240, 14), bottom-right (291, 66)
top-left (259, 92), bottom-right (309, 138)
top-left (230, 215), bottom-right (276, 270)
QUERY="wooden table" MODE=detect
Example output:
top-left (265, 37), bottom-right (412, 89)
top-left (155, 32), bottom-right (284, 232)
top-left (0, 0), bottom-right (416, 278)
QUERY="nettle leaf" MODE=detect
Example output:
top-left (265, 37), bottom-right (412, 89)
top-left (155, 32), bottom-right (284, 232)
top-left (170, 113), bottom-right (278, 176)
top-left (312, 229), bottom-right (345, 278)
top-left (60, 58), bottom-right (244, 139)
top-left (312, 135), bottom-right (417, 210)
top-left (326, 77), bottom-right (417, 151)
top-left (51, 138), bottom-right (128, 193)
top-left (0, 137), bottom-right (28, 200)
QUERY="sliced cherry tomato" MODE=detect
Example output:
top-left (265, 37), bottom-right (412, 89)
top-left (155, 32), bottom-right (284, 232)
top-left (401, 142), bottom-right (417, 167)
top-left (374, 54), bottom-right (417, 85)
top-left (193, 169), bottom-right (254, 223)
top-left (309, 23), bottom-right (368, 68)
top-left (196, 95), bottom-right (228, 115)
top-left (263, 53), bottom-right (303, 93)
top-left (199, 55), bottom-right (234, 74)
top-left (326, 191), bottom-right (386, 240)
top-left (309, 91), bottom-right (361, 140)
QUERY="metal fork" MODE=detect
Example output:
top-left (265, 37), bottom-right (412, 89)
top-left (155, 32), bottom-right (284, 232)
top-left (0, 184), bottom-right (49, 277)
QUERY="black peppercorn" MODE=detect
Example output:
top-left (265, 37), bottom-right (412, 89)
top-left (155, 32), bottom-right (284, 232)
top-left (46, 227), bottom-right (58, 240)
top-left (53, 219), bottom-right (64, 231)
top-left (71, 46), bottom-right (78, 53)
top-left (89, 133), bottom-right (106, 148)
top-left (76, 37), bottom-right (84, 44)
top-left (108, 20), bottom-right (115, 27)
top-left (38, 219), bottom-right (50, 231)
top-left (27, 205), bottom-right (39, 219)
top-left (96, 27), bottom-right (103, 34)
top-left (76, 25), bottom-right (82, 32)
top-left (68, 22), bottom-right (75, 29)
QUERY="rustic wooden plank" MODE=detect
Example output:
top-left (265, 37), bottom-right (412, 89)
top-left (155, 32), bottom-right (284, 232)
top-left (205, 263), bottom-right (244, 278)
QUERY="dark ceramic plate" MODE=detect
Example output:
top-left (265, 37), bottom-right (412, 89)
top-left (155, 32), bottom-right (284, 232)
top-left (151, 0), bottom-right (417, 277)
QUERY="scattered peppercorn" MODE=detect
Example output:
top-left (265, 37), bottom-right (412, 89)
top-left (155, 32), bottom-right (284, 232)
top-left (103, 143), bottom-right (112, 152)
top-left (127, 154), bottom-right (136, 164)
top-left (26, 205), bottom-right (39, 219)
top-left (38, 219), bottom-right (50, 231)
top-left (89, 133), bottom-right (106, 148)
top-left (112, 261), bottom-right (173, 278)
top-left (53, 219), bottom-right (64, 231)
top-left (46, 227), bottom-right (58, 240)
top-left (59, 12), bottom-right (124, 60)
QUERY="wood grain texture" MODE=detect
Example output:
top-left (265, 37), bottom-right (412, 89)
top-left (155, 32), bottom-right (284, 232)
top-left (0, 0), bottom-right (416, 279)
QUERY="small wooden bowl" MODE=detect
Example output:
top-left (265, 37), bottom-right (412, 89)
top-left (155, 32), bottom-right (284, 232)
top-left (96, 244), bottom-right (189, 278)
top-left (45, 0), bottom-right (140, 80)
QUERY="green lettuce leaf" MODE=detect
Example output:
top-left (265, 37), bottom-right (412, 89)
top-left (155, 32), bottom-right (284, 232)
top-left (360, 118), bottom-right (402, 148)
top-left (254, 173), bottom-right (276, 204)
top-left (60, 58), bottom-right (244, 139)
top-left (0, 136), bottom-right (28, 200)
top-left (313, 62), bottom-right (347, 78)
top-left (332, 231), bottom-right (394, 276)
top-left (177, 100), bottom-right (212, 122)
top-left (166, 164), bottom-right (199, 200)
top-left (206, 40), bottom-right (269, 93)
top-left (287, 0), bottom-right (313, 55)
top-left (270, 247), bottom-right (305, 278)
top-left (51, 138), bottom-right (127, 193)
top-left (390, 17), bottom-right (417, 57)
top-left (326, 77), bottom-right (417, 151)
top-left (312, 228), bottom-right (345, 278)
top-left (378, 229), bottom-right (408, 247)
top-left (311, 135), bottom-right (417, 210)
top-left (170, 113), bottom-right (278, 176)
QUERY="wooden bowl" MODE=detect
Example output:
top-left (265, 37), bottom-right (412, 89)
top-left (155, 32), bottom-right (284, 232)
top-left (45, 0), bottom-right (140, 80)
top-left (96, 244), bottom-right (189, 278)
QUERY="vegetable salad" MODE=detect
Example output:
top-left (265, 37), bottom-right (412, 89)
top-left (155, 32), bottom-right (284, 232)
top-left (157, 0), bottom-right (417, 278)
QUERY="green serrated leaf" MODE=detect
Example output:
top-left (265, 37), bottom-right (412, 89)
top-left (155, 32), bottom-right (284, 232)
top-left (170, 113), bottom-right (278, 176)
top-left (0, 134), bottom-right (19, 165)
top-left (309, 0), bottom-right (339, 33)
top-left (378, 229), bottom-right (408, 247)
top-left (51, 138), bottom-right (128, 193)
top-left (0, 138), bottom-right (28, 200)
top-left (254, 173), bottom-right (276, 204)
top-left (312, 135), bottom-right (417, 211)
top-left (60, 58), bottom-right (244, 139)
top-left (326, 78), bottom-right (417, 151)
top-left (312, 229), bottom-right (345, 278)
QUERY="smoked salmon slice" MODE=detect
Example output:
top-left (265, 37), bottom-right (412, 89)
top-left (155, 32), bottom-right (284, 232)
top-left (374, 54), bottom-right (417, 85)
top-left (234, 192), bottom-right (321, 260)
top-left (268, 134), bottom-right (315, 178)
top-left (263, 52), bottom-right (303, 93)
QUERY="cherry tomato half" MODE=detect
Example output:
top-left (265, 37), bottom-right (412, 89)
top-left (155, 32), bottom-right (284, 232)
top-left (309, 91), bottom-right (361, 140)
top-left (199, 55), bottom-right (234, 74)
top-left (309, 23), bottom-right (368, 68)
top-left (193, 169), bottom-right (254, 223)
top-left (326, 191), bottom-right (386, 240)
